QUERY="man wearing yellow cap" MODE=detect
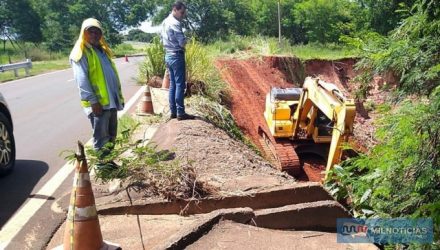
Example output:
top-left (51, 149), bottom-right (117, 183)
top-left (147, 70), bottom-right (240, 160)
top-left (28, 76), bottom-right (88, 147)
top-left (70, 18), bottom-right (124, 161)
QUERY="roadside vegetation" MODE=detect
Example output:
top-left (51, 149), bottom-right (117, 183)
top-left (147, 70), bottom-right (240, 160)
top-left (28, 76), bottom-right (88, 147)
top-left (325, 1), bottom-right (440, 247)
top-left (74, 115), bottom-right (213, 200)
top-left (0, 41), bottom-right (145, 82)
top-left (326, 89), bottom-right (440, 248)
top-left (205, 35), bottom-right (357, 60)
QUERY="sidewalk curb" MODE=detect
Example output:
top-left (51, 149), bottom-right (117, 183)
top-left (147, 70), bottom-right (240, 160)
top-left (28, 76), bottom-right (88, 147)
top-left (97, 183), bottom-right (333, 216)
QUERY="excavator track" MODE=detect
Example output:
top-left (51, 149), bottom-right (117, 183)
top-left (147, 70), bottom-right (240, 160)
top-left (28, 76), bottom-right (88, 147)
top-left (258, 127), bottom-right (301, 176)
top-left (274, 139), bottom-right (301, 175)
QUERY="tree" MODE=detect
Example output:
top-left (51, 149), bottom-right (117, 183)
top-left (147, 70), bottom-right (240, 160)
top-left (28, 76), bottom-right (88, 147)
top-left (293, 0), bottom-right (358, 43)
top-left (126, 29), bottom-right (155, 42)
top-left (352, 0), bottom-right (440, 95)
top-left (0, 0), bottom-right (42, 47)
top-left (152, 0), bottom-right (256, 42)
top-left (250, 0), bottom-right (280, 37)
top-left (249, 0), bottom-right (305, 43)
top-left (29, 0), bottom-right (155, 51)
top-left (356, 0), bottom-right (417, 35)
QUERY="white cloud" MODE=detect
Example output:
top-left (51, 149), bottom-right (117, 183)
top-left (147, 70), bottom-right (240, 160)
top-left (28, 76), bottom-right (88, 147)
top-left (139, 21), bottom-right (161, 33)
top-left (120, 20), bottom-right (161, 35)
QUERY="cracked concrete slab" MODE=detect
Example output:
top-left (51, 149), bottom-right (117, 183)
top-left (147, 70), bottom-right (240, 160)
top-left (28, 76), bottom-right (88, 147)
top-left (187, 220), bottom-right (378, 250)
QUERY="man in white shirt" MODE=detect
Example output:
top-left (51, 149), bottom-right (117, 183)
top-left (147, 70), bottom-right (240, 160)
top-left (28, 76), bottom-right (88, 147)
top-left (161, 1), bottom-right (195, 120)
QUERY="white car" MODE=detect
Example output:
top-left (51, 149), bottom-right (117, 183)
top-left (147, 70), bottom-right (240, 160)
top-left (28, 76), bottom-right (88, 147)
top-left (0, 92), bottom-right (15, 176)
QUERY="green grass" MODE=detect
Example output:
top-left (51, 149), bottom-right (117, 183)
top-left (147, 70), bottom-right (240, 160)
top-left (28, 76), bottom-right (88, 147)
top-left (124, 41), bottom-right (149, 50)
top-left (113, 41), bottom-right (148, 57)
top-left (0, 40), bottom-right (147, 83)
top-left (138, 37), bottom-right (166, 84)
top-left (0, 58), bottom-right (70, 83)
top-left (290, 43), bottom-right (358, 60)
top-left (1, 36), bottom-right (357, 83)
top-left (117, 115), bottom-right (140, 135)
top-left (204, 35), bottom-right (358, 60)
top-left (1, 40), bottom-right (70, 82)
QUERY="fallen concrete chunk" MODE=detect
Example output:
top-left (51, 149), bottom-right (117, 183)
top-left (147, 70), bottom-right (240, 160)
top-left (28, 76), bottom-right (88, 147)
top-left (154, 207), bottom-right (254, 250)
top-left (187, 220), bottom-right (378, 250)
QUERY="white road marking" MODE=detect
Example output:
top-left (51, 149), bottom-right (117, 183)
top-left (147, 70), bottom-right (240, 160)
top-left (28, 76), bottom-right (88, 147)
top-left (0, 86), bottom-right (143, 248)
top-left (118, 85), bottom-right (144, 118)
top-left (0, 160), bottom-right (77, 248)
top-left (67, 79), bottom-right (74, 82)
top-left (0, 69), bottom-right (71, 86)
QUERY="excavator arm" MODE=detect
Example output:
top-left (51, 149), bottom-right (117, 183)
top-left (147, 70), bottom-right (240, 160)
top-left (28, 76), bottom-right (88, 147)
top-left (325, 101), bottom-right (356, 178)
top-left (294, 77), bottom-right (356, 177)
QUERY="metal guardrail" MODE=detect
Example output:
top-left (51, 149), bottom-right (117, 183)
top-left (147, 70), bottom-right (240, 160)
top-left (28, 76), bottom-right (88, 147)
top-left (0, 59), bottom-right (32, 77)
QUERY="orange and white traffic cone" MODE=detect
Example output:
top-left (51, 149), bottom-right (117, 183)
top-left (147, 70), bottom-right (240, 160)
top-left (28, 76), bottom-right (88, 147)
top-left (54, 141), bottom-right (120, 250)
top-left (161, 69), bottom-right (170, 89)
top-left (136, 85), bottom-right (154, 116)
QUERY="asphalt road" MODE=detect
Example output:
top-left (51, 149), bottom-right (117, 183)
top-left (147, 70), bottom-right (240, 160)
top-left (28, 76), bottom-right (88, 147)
top-left (0, 56), bottom-right (145, 249)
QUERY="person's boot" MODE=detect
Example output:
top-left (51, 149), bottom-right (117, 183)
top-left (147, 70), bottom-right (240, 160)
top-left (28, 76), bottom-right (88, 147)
top-left (177, 113), bottom-right (195, 120)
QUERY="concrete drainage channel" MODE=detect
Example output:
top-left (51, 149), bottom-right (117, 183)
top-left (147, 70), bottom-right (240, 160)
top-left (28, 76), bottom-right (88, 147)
top-left (99, 183), bottom-right (375, 249)
top-left (47, 183), bottom-right (378, 249)
top-left (152, 199), bottom-right (351, 250)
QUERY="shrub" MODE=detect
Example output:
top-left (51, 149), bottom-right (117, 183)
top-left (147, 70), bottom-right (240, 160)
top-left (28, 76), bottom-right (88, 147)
top-left (112, 43), bottom-right (136, 57)
top-left (326, 86), bottom-right (440, 248)
top-left (139, 36), bottom-right (166, 83)
top-left (342, 1), bottom-right (440, 96)
top-left (185, 38), bottom-right (227, 102)
top-left (67, 115), bottom-right (211, 200)
top-left (187, 96), bottom-right (258, 153)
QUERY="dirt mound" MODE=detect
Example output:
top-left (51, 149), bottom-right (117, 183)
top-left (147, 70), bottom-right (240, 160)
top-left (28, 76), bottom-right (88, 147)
top-left (150, 118), bottom-right (294, 195)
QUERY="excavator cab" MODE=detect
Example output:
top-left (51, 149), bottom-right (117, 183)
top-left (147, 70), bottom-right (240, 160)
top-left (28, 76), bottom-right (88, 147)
top-left (262, 77), bottom-right (356, 180)
top-left (264, 88), bottom-right (302, 138)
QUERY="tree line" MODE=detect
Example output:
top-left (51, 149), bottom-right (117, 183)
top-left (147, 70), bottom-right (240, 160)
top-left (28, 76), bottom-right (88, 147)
top-left (1, 0), bottom-right (422, 51)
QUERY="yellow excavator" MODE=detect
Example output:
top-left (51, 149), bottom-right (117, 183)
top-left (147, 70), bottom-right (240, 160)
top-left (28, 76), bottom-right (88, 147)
top-left (260, 77), bottom-right (356, 180)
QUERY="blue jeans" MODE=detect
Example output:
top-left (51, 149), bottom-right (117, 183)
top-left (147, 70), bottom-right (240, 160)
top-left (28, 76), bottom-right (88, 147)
top-left (88, 109), bottom-right (117, 152)
top-left (165, 52), bottom-right (186, 116)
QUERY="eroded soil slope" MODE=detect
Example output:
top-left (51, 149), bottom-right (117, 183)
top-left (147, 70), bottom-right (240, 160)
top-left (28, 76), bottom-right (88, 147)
top-left (216, 56), bottom-right (377, 161)
top-left (215, 57), bottom-right (297, 151)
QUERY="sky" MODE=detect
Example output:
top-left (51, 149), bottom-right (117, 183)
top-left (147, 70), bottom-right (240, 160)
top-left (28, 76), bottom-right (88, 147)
top-left (121, 20), bottom-right (160, 35)
top-left (139, 21), bottom-right (161, 33)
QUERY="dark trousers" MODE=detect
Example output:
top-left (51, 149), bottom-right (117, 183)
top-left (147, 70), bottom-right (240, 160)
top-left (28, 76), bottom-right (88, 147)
top-left (165, 52), bottom-right (186, 116)
top-left (88, 109), bottom-right (117, 152)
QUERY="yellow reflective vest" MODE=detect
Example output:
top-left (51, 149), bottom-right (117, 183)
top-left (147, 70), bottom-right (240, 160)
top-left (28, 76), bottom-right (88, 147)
top-left (80, 48), bottom-right (124, 107)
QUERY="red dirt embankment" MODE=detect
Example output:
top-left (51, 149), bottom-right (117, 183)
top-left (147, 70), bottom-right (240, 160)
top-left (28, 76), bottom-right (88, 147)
top-left (215, 57), bottom-right (298, 150)
top-left (215, 56), bottom-right (359, 181)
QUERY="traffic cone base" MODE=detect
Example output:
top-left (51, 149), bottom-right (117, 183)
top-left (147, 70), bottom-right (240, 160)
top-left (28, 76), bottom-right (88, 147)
top-left (53, 241), bottom-right (120, 250)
